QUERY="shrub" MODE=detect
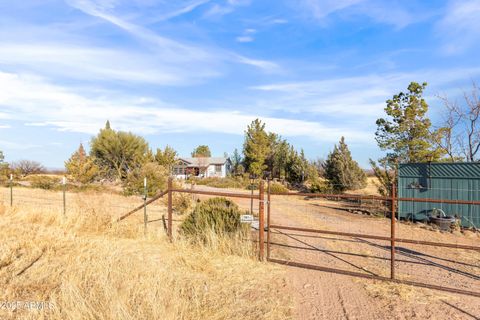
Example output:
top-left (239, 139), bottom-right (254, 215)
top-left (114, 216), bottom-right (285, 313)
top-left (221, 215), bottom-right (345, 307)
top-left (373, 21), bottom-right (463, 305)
top-left (65, 144), bottom-right (99, 184)
top-left (123, 162), bottom-right (168, 197)
top-left (29, 175), bottom-right (60, 190)
top-left (180, 197), bottom-right (246, 239)
top-left (309, 179), bottom-right (333, 193)
top-left (11, 160), bottom-right (45, 177)
top-left (268, 182), bottom-right (288, 194)
top-left (190, 176), bottom-right (250, 189)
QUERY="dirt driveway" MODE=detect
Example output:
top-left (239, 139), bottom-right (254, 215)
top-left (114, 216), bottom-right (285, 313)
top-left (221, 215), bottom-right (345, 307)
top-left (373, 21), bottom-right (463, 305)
top-left (268, 195), bottom-right (480, 320)
top-left (189, 185), bottom-right (480, 319)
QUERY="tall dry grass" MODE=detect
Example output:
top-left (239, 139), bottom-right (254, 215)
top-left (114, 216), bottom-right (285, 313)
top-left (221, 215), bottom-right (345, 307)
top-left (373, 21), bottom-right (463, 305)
top-left (0, 188), bottom-right (291, 320)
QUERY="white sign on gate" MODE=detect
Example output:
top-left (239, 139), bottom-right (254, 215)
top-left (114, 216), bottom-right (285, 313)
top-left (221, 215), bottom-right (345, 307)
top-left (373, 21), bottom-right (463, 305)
top-left (240, 214), bottom-right (254, 223)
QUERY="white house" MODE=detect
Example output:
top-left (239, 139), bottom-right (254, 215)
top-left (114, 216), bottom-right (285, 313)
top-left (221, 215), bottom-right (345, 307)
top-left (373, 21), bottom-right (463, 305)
top-left (173, 157), bottom-right (232, 179)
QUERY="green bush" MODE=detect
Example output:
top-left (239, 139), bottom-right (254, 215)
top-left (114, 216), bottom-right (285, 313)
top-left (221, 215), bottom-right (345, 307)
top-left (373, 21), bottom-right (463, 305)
top-left (190, 176), bottom-right (250, 189)
top-left (269, 182), bottom-right (289, 193)
top-left (123, 162), bottom-right (168, 196)
top-left (180, 197), bottom-right (246, 239)
top-left (29, 175), bottom-right (60, 190)
top-left (309, 179), bottom-right (333, 193)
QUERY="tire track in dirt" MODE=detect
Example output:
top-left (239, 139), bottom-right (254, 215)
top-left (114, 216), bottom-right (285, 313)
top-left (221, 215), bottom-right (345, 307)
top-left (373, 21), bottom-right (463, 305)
top-left (268, 196), bottom-right (480, 320)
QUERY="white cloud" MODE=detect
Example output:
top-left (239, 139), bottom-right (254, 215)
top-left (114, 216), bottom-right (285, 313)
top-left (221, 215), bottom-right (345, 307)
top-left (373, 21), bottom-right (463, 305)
top-left (436, 0), bottom-right (480, 54)
top-left (0, 125), bottom-right (10, 129)
top-left (236, 36), bottom-right (254, 42)
top-left (204, 0), bottom-right (251, 17)
top-left (66, 0), bottom-right (279, 72)
top-left (0, 43), bottom-right (217, 85)
top-left (149, 0), bottom-right (211, 22)
top-left (0, 71), bottom-right (370, 143)
top-left (298, 0), bottom-right (420, 29)
top-left (301, 0), bottom-right (364, 20)
top-left (251, 67), bottom-right (480, 117)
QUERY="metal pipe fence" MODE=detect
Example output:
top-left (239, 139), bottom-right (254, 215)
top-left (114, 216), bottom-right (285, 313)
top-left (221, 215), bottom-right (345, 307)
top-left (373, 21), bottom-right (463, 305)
top-left (266, 181), bottom-right (480, 298)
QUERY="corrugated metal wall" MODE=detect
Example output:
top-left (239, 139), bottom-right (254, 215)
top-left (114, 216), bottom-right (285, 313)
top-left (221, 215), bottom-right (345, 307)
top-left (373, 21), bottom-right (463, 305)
top-left (398, 163), bottom-right (480, 228)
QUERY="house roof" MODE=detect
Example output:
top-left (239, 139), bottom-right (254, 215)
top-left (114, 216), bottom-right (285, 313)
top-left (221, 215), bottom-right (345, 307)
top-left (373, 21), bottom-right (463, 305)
top-left (177, 157), bottom-right (229, 167)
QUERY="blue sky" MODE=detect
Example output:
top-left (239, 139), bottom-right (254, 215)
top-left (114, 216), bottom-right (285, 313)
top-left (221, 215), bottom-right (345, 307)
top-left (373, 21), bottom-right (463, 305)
top-left (1, 0), bottom-right (480, 168)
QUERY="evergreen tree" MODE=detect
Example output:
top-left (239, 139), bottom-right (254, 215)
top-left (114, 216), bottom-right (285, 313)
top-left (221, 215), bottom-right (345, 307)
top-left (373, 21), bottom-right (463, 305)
top-left (372, 82), bottom-right (444, 196)
top-left (375, 82), bottom-right (443, 163)
top-left (65, 143), bottom-right (99, 184)
top-left (231, 148), bottom-right (244, 175)
top-left (191, 145), bottom-right (211, 157)
top-left (155, 145), bottom-right (178, 172)
top-left (243, 119), bottom-right (271, 177)
top-left (90, 122), bottom-right (149, 180)
top-left (323, 137), bottom-right (367, 192)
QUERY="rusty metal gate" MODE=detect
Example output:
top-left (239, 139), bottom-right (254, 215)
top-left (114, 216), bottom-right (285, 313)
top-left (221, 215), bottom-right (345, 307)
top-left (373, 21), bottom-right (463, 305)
top-left (265, 181), bottom-right (480, 298)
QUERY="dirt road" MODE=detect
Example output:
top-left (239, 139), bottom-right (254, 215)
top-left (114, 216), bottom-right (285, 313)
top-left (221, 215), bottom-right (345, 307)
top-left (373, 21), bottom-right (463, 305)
top-left (269, 196), bottom-right (480, 320)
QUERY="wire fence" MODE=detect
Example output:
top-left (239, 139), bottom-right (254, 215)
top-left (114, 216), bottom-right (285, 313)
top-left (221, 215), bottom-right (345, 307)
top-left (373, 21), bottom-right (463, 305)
top-left (2, 179), bottom-right (479, 297)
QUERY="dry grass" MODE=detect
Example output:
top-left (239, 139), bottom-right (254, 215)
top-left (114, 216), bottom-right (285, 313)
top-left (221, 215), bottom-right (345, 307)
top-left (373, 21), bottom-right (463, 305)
top-left (0, 188), bottom-right (291, 320)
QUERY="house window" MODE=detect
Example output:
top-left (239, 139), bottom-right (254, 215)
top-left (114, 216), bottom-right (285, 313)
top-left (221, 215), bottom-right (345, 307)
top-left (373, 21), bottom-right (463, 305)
top-left (215, 164), bottom-right (222, 173)
top-left (174, 167), bottom-right (185, 175)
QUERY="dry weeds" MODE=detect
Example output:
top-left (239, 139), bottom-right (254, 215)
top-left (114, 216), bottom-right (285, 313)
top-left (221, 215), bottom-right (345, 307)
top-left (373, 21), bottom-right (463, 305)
top-left (0, 188), bottom-right (291, 320)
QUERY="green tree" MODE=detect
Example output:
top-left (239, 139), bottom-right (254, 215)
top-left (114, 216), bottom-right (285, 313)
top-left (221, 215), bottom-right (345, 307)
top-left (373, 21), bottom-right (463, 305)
top-left (155, 145), bottom-right (178, 172)
top-left (375, 82), bottom-right (443, 163)
top-left (90, 122), bottom-right (150, 180)
top-left (323, 137), bottom-right (367, 192)
top-left (191, 145), bottom-right (211, 157)
top-left (285, 147), bottom-right (309, 183)
top-left (65, 143), bottom-right (99, 184)
top-left (372, 82), bottom-right (443, 196)
top-left (243, 119), bottom-right (271, 177)
top-left (231, 148), bottom-right (244, 175)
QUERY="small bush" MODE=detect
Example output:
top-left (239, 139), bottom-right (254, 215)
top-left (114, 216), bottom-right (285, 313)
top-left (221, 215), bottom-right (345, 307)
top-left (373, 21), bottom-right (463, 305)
top-left (309, 179), bottom-right (333, 193)
top-left (180, 197), bottom-right (246, 239)
top-left (269, 182), bottom-right (289, 193)
top-left (29, 175), bottom-right (60, 190)
top-left (190, 176), bottom-right (250, 189)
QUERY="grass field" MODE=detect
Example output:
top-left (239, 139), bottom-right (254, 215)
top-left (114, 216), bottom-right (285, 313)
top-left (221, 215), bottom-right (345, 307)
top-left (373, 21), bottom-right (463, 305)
top-left (0, 188), bottom-right (291, 320)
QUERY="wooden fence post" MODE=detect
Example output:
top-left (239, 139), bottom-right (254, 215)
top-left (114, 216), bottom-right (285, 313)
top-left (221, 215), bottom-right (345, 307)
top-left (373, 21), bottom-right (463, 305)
top-left (390, 183), bottom-right (396, 279)
top-left (259, 180), bottom-right (265, 261)
top-left (266, 179), bottom-right (271, 260)
top-left (168, 177), bottom-right (173, 240)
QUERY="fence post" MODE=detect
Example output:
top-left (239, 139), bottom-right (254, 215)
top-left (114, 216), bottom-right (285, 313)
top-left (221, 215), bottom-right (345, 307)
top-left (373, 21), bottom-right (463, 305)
top-left (143, 177), bottom-right (148, 235)
top-left (167, 177), bottom-right (173, 240)
top-left (266, 179), bottom-right (271, 261)
top-left (9, 174), bottom-right (13, 206)
top-left (250, 178), bottom-right (254, 215)
top-left (259, 180), bottom-right (265, 261)
top-left (62, 176), bottom-right (66, 216)
top-left (390, 183), bottom-right (397, 279)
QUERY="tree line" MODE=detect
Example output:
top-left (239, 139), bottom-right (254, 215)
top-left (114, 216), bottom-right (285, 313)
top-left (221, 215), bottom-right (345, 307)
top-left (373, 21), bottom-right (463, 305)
top-left (1, 81), bottom-right (479, 194)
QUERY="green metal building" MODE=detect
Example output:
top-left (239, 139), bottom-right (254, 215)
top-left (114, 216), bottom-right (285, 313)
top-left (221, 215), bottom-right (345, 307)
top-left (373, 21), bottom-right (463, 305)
top-left (398, 162), bottom-right (480, 228)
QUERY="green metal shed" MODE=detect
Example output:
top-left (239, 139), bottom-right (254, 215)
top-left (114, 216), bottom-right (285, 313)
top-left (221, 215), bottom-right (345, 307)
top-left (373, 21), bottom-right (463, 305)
top-left (398, 162), bottom-right (480, 229)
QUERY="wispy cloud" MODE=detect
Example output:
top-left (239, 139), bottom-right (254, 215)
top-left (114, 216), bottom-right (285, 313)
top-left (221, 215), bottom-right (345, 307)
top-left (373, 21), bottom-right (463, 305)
top-left (0, 71), bottom-right (369, 143)
top-left (204, 0), bottom-right (251, 18)
top-left (297, 0), bottom-right (422, 29)
top-left (66, 0), bottom-right (279, 72)
top-left (251, 67), bottom-right (480, 117)
top-left (236, 28), bottom-right (256, 43)
top-left (148, 0), bottom-right (211, 23)
top-left (436, 0), bottom-right (480, 54)
top-left (0, 43), bottom-right (218, 85)
top-left (0, 125), bottom-right (11, 129)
